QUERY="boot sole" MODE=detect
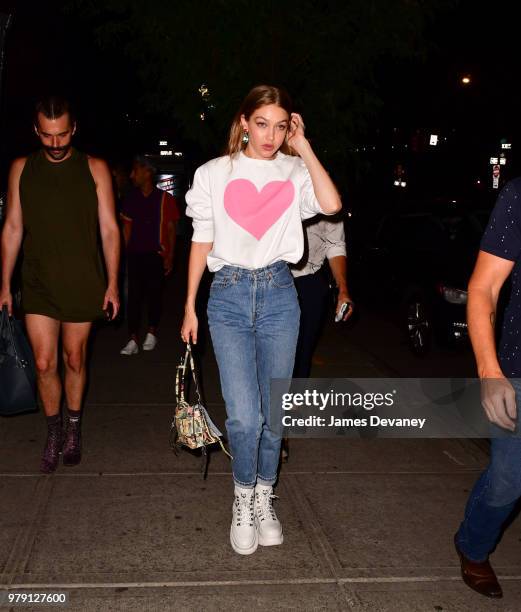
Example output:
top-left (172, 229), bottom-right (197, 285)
top-left (63, 457), bottom-right (82, 467)
top-left (40, 463), bottom-right (59, 474)
top-left (230, 526), bottom-right (259, 555)
top-left (258, 532), bottom-right (284, 546)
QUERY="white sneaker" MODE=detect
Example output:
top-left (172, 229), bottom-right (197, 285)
top-left (142, 333), bottom-right (158, 351)
top-left (230, 486), bottom-right (258, 555)
top-left (255, 484), bottom-right (283, 546)
top-left (120, 339), bottom-right (139, 356)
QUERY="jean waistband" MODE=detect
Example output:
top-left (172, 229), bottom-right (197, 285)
top-left (216, 260), bottom-right (288, 280)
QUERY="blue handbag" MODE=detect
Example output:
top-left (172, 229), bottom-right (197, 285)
top-left (0, 306), bottom-right (38, 416)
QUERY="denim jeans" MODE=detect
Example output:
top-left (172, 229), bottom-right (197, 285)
top-left (207, 261), bottom-right (300, 488)
top-left (456, 383), bottom-right (521, 561)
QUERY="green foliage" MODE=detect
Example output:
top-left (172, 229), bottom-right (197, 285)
top-left (66, 0), bottom-right (456, 173)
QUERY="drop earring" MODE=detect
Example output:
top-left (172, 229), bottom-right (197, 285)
top-left (242, 130), bottom-right (249, 144)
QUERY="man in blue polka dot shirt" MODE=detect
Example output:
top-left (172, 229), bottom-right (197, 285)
top-left (454, 179), bottom-right (521, 599)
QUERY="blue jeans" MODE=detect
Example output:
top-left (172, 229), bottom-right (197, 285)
top-left (207, 261), bottom-right (300, 488)
top-left (456, 388), bottom-right (521, 561)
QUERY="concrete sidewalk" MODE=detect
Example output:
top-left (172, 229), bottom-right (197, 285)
top-left (1, 250), bottom-right (521, 611)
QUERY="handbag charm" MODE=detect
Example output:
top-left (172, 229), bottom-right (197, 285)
top-left (170, 342), bottom-right (231, 477)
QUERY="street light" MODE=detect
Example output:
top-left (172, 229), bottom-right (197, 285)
top-left (461, 75), bottom-right (471, 85)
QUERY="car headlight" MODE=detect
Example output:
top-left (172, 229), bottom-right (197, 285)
top-left (440, 286), bottom-right (467, 305)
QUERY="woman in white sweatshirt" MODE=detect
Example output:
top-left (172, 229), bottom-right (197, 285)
top-left (181, 85), bottom-right (341, 555)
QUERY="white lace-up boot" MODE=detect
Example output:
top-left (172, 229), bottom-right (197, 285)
top-left (230, 485), bottom-right (258, 555)
top-left (255, 484), bottom-right (283, 546)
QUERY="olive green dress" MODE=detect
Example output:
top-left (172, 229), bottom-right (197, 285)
top-left (19, 148), bottom-right (106, 322)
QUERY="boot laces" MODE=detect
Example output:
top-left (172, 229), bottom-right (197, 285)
top-left (234, 492), bottom-right (254, 527)
top-left (256, 490), bottom-right (278, 522)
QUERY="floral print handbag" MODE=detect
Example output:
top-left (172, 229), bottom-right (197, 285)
top-left (170, 342), bottom-right (232, 477)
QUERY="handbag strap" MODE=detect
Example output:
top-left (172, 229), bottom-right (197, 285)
top-left (175, 342), bottom-right (202, 405)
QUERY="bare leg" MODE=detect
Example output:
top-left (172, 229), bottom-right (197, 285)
top-left (25, 314), bottom-right (61, 416)
top-left (26, 314), bottom-right (63, 473)
top-left (61, 322), bottom-right (91, 467)
top-left (62, 322), bottom-right (92, 410)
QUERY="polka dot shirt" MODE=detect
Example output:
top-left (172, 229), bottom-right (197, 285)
top-left (481, 179), bottom-right (521, 376)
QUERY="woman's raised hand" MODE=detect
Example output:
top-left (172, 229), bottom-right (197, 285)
top-left (287, 113), bottom-right (308, 152)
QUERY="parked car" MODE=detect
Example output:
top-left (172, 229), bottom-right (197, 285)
top-left (354, 203), bottom-right (490, 355)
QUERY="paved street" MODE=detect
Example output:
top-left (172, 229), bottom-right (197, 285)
top-left (1, 239), bottom-right (521, 611)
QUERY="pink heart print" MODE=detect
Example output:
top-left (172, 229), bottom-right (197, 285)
top-left (224, 179), bottom-right (295, 240)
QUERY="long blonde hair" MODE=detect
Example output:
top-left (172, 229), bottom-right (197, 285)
top-left (225, 85), bottom-right (295, 157)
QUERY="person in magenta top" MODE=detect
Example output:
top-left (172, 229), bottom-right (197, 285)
top-left (120, 156), bottom-right (179, 354)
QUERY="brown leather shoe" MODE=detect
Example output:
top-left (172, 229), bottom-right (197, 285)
top-left (454, 535), bottom-right (503, 598)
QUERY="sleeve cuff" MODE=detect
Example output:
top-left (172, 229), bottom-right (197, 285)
top-left (191, 228), bottom-right (214, 242)
top-left (326, 245), bottom-right (347, 259)
top-left (318, 206), bottom-right (336, 216)
top-left (480, 245), bottom-right (518, 262)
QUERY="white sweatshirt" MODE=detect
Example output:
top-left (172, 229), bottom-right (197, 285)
top-left (185, 151), bottom-right (329, 271)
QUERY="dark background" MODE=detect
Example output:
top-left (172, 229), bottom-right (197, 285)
top-left (1, 0), bottom-right (519, 206)
top-left (1, 0), bottom-right (516, 367)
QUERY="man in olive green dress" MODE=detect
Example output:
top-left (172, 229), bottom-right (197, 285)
top-left (0, 96), bottom-right (120, 473)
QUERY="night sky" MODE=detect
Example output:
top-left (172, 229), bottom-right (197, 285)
top-left (1, 1), bottom-right (520, 194)
top-left (0, 0), bottom-right (141, 164)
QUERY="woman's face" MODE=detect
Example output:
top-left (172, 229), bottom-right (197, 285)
top-left (240, 104), bottom-right (289, 159)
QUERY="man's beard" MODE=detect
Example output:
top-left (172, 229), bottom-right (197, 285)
top-left (43, 144), bottom-right (72, 160)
